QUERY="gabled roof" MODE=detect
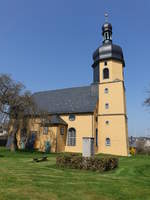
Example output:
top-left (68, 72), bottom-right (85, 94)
top-left (32, 85), bottom-right (98, 115)
top-left (42, 115), bottom-right (68, 126)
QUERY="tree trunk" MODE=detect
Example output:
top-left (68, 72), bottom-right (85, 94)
top-left (10, 123), bottom-right (19, 152)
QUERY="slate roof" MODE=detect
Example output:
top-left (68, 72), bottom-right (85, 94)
top-left (92, 21), bottom-right (125, 68)
top-left (32, 85), bottom-right (98, 114)
top-left (42, 115), bottom-right (68, 126)
top-left (92, 43), bottom-right (125, 67)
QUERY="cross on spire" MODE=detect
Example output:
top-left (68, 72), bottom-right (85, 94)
top-left (104, 12), bottom-right (108, 22)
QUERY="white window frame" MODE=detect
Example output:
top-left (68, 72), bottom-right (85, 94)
top-left (67, 128), bottom-right (76, 146)
top-left (106, 138), bottom-right (111, 146)
top-left (69, 114), bottom-right (76, 121)
top-left (105, 103), bottom-right (109, 109)
top-left (104, 88), bottom-right (109, 94)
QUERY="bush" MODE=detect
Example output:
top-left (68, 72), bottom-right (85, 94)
top-left (130, 147), bottom-right (136, 156)
top-left (136, 140), bottom-right (150, 155)
top-left (56, 154), bottom-right (118, 172)
top-left (136, 147), bottom-right (150, 155)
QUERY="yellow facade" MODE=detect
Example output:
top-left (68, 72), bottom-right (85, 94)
top-left (97, 60), bottom-right (128, 156)
top-left (16, 117), bottom-right (68, 153)
top-left (98, 115), bottom-right (128, 155)
top-left (15, 21), bottom-right (129, 156)
top-left (61, 114), bottom-right (93, 153)
top-left (16, 114), bottom-right (94, 153)
top-left (99, 60), bottom-right (124, 83)
top-left (16, 59), bottom-right (128, 156)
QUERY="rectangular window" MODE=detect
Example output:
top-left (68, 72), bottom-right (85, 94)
top-left (95, 116), bottom-right (98, 122)
top-left (60, 127), bottom-right (64, 135)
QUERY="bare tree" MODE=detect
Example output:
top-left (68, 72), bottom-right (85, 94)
top-left (136, 140), bottom-right (145, 154)
top-left (144, 90), bottom-right (150, 107)
top-left (0, 74), bottom-right (36, 151)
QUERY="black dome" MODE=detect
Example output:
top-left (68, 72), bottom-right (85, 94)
top-left (92, 43), bottom-right (125, 67)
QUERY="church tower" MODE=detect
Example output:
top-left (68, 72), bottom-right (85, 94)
top-left (92, 16), bottom-right (129, 156)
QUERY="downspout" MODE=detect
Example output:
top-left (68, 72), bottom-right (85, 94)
top-left (56, 126), bottom-right (58, 153)
top-left (92, 114), bottom-right (94, 138)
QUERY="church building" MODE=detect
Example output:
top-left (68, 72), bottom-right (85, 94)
top-left (17, 19), bottom-right (129, 156)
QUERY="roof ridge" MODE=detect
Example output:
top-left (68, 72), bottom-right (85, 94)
top-left (32, 84), bottom-right (98, 114)
top-left (33, 85), bottom-right (91, 95)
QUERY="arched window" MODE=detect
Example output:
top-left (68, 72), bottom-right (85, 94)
top-left (104, 88), bottom-right (109, 94)
top-left (106, 138), bottom-right (111, 146)
top-left (104, 32), bottom-right (107, 41)
top-left (104, 61), bottom-right (107, 66)
top-left (105, 103), bottom-right (109, 109)
top-left (67, 128), bottom-right (76, 146)
top-left (103, 68), bottom-right (109, 79)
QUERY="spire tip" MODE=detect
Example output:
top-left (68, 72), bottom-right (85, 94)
top-left (104, 12), bottom-right (108, 22)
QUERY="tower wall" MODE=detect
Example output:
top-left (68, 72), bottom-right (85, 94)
top-left (98, 115), bottom-right (128, 156)
top-left (97, 60), bottom-right (128, 156)
top-left (99, 60), bottom-right (124, 83)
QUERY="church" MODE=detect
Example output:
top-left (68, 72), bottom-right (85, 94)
top-left (17, 19), bottom-right (129, 156)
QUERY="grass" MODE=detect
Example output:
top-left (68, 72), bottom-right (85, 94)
top-left (0, 148), bottom-right (150, 200)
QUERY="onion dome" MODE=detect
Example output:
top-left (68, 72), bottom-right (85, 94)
top-left (92, 43), bottom-right (125, 67)
top-left (92, 15), bottom-right (125, 68)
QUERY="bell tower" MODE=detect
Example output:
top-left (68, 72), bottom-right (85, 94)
top-left (92, 15), bottom-right (129, 156)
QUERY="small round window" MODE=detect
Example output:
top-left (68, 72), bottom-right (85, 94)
top-left (104, 88), bottom-right (109, 94)
top-left (105, 120), bottom-right (109, 125)
top-left (69, 114), bottom-right (75, 121)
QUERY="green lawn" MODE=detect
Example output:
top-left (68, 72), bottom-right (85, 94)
top-left (0, 148), bottom-right (150, 200)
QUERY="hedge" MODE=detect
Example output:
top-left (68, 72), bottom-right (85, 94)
top-left (0, 137), bottom-right (7, 146)
top-left (56, 154), bottom-right (118, 172)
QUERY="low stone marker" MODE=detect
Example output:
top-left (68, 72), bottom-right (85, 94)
top-left (82, 137), bottom-right (94, 157)
top-left (33, 156), bottom-right (48, 162)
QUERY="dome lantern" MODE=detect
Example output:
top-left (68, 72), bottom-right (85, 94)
top-left (102, 13), bottom-right (112, 44)
top-left (92, 13), bottom-right (125, 69)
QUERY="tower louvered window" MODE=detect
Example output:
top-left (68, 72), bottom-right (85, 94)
top-left (103, 68), bottom-right (109, 79)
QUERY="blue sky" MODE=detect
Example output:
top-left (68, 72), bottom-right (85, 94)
top-left (0, 0), bottom-right (150, 136)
